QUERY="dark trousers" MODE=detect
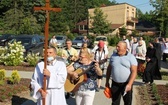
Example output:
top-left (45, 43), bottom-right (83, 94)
top-left (162, 53), bottom-right (168, 61)
top-left (111, 80), bottom-right (132, 105)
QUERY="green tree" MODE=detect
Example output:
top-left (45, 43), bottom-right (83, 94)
top-left (3, 9), bottom-right (24, 34)
top-left (0, 0), bottom-right (118, 34)
top-left (90, 8), bottom-right (111, 35)
top-left (150, 0), bottom-right (168, 37)
top-left (119, 27), bottom-right (127, 37)
top-left (19, 17), bottom-right (41, 34)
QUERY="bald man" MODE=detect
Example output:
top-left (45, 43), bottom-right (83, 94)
top-left (105, 41), bottom-right (137, 105)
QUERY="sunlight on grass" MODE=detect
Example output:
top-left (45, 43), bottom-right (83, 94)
top-left (136, 70), bottom-right (168, 81)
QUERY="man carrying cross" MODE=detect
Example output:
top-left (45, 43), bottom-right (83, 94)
top-left (30, 46), bottom-right (67, 105)
top-left (30, 0), bottom-right (67, 105)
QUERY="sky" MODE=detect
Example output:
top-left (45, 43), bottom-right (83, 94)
top-left (112, 0), bottom-right (155, 13)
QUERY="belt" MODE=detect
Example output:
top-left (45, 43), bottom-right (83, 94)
top-left (112, 80), bottom-right (128, 85)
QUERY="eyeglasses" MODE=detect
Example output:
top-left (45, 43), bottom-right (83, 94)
top-left (79, 56), bottom-right (86, 59)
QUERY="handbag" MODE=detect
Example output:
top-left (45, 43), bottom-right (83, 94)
top-left (104, 87), bottom-right (112, 98)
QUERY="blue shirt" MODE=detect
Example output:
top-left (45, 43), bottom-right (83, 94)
top-left (109, 52), bottom-right (137, 83)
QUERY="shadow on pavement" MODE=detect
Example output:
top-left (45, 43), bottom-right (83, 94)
top-left (161, 61), bottom-right (168, 69)
top-left (133, 81), bottom-right (144, 86)
top-left (66, 96), bottom-right (76, 105)
top-left (11, 95), bottom-right (36, 105)
top-left (21, 99), bottom-right (36, 105)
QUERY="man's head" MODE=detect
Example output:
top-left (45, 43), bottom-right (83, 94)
top-left (84, 36), bottom-right (87, 39)
top-left (47, 46), bottom-right (57, 62)
top-left (140, 37), bottom-right (143, 40)
top-left (166, 38), bottom-right (168, 42)
top-left (149, 41), bottom-right (154, 48)
top-left (98, 40), bottom-right (104, 49)
top-left (154, 38), bottom-right (159, 43)
top-left (138, 40), bottom-right (143, 46)
top-left (66, 39), bottom-right (72, 49)
top-left (131, 36), bottom-right (134, 39)
top-left (116, 41), bottom-right (127, 56)
top-left (123, 35), bottom-right (126, 40)
top-left (52, 35), bottom-right (56, 38)
top-left (133, 38), bottom-right (137, 43)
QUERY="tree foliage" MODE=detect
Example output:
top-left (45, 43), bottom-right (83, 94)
top-left (150, 0), bottom-right (168, 37)
top-left (119, 27), bottom-right (127, 37)
top-left (90, 8), bottom-right (111, 35)
top-left (0, 0), bottom-right (117, 35)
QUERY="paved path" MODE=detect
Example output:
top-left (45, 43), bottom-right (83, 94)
top-left (5, 70), bottom-right (168, 105)
top-left (4, 46), bottom-right (168, 105)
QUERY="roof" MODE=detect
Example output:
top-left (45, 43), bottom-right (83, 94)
top-left (76, 20), bottom-right (87, 25)
top-left (111, 24), bottom-right (124, 29)
top-left (89, 3), bottom-right (136, 10)
top-left (136, 21), bottom-right (157, 31)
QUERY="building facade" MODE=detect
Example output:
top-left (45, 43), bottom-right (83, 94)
top-left (88, 3), bottom-right (138, 36)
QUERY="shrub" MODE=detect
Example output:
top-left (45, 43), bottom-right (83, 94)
top-left (25, 53), bottom-right (41, 66)
top-left (0, 47), bottom-right (8, 64)
top-left (165, 83), bottom-right (168, 87)
top-left (57, 48), bottom-right (63, 57)
top-left (1, 95), bottom-right (6, 101)
top-left (3, 41), bottom-right (25, 66)
top-left (0, 69), bottom-right (6, 80)
top-left (67, 33), bottom-right (75, 40)
top-left (9, 70), bottom-right (20, 84)
top-left (7, 92), bottom-right (12, 97)
top-left (0, 47), bottom-right (8, 55)
top-left (0, 80), bottom-right (4, 85)
top-left (151, 83), bottom-right (163, 104)
top-left (108, 35), bottom-right (120, 46)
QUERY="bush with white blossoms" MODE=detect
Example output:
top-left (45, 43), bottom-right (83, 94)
top-left (0, 47), bottom-right (8, 64)
top-left (3, 41), bottom-right (25, 66)
top-left (25, 53), bottom-right (42, 66)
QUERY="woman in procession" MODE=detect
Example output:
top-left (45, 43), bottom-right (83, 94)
top-left (66, 51), bottom-right (103, 105)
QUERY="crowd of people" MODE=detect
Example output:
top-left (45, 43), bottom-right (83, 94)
top-left (122, 35), bottom-right (166, 83)
top-left (29, 35), bottom-right (167, 105)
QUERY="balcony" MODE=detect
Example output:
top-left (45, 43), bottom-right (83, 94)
top-left (127, 17), bottom-right (138, 23)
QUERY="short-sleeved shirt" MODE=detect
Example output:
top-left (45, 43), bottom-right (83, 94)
top-left (92, 45), bottom-right (109, 54)
top-left (93, 49), bottom-right (108, 69)
top-left (50, 38), bottom-right (57, 44)
top-left (109, 52), bottom-right (137, 83)
top-left (62, 47), bottom-right (78, 58)
top-left (73, 62), bottom-right (97, 91)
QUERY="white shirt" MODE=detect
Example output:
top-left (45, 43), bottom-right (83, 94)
top-left (92, 45), bottom-right (108, 54)
top-left (50, 38), bottom-right (57, 44)
top-left (93, 48), bottom-right (108, 69)
top-left (123, 39), bottom-right (131, 52)
top-left (162, 42), bottom-right (168, 53)
top-left (30, 59), bottom-right (67, 105)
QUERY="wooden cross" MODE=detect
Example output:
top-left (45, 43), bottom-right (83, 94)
top-left (34, 0), bottom-right (61, 105)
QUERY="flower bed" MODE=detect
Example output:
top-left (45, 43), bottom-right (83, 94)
top-left (0, 78), bottom-right (30, 103)
top-left (138, 84), bottom-right (168, 105)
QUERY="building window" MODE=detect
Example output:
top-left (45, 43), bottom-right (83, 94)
top-left (127, 6), bottom-right (129, 9)
top-left (127, 10), bottom-right (129, 17)
top-left (84, 25), bottom-right (88, 30)
top-left (79, 25), bottom-right (88, 30)
top-left (132, 12), bottom-right (134, 17)
top-left (132, 9), bottom-right (134, 11)
top-left (79, 25), bottom-right (83, 30)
